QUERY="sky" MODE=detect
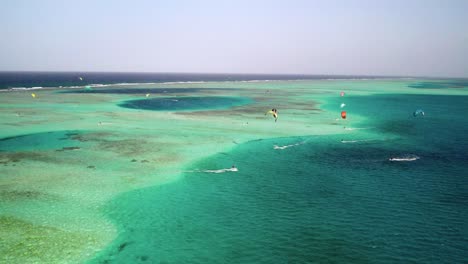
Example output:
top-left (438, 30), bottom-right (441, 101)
top-left (1, 0), bottom-right (467, 77)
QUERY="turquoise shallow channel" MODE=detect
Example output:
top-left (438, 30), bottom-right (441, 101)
top-left (90, 93), bottom-right (468, 264)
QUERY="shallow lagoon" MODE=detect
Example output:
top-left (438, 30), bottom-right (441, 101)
top-left (1, 79), bottom-right (467, 263)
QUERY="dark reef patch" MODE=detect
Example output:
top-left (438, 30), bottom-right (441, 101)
top-left (0, 131), bottom-right (83, 152)
top-left (118, 96), bottom-right (252, 111)
top-left (0, 189), bottom-right (58, 202)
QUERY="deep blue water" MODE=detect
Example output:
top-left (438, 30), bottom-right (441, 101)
top-left (90, 93), bottom-right (468, 264)
top-left (0, 72), bottom-right (393, 90)
top-left (60, 88), bottom-right (238, 94)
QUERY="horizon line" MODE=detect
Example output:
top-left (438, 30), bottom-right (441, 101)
top-left (0, 70), bottom-right (467, 79)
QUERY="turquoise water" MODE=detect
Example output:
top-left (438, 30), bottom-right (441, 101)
top-left (118, 96), bottom-right (252, 111)
top-left (91, 93), bottom-right (467, 263)
top-left (408, 80), bottom-right (468, 89)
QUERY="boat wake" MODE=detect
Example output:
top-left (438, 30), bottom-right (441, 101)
top-left (344, 127), bottom-right (374, 131)
top-left (273, 141), bottom-right (305, 150)
top-left (97, 122), bottom-right (113, 126)
top-left (340, 139), bottom-right (377, 143)
top-left (389, 154), bottom-right (420, 162)
top-left (186, 167), bottom-right (238, 173)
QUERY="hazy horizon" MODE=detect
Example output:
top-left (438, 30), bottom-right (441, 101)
top-left (1, 0), bottom-right (467, 78)
top-left (3, 70), bottom-right (466, 79)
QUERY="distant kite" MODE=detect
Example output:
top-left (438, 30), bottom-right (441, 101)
top-left (341, 111), bottom-right (347, 119)
top-left (79, 77), bottom-right (83, 81)
top-left (31, 93), bottom-right (36, 98)
top-left (340, 103), bottom-right (346, 108)
top-left (146, 94), bottom-right (150, 98)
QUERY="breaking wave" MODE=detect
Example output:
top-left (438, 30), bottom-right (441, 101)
top-left (0, 86), bottom-right (45, 92)
top-left (0, 81), bottom-right (213, 91)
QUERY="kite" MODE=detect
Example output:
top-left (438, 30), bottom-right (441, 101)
top-left (266, 108), bottom-right (278, 122)
top-left (341, 111), bottom-right (347, 119)
top-left (413, 109), bottom-right (425, 117)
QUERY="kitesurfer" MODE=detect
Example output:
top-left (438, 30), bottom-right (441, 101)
top-left (265, 108), bottom-right (278, 122)
top-left (413, 109), bottom-right (425, 117)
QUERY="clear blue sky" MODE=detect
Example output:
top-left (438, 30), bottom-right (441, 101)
top-left (1, 0), bottom-right (467, 77)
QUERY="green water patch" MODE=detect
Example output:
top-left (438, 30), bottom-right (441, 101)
top-left (118, 96), bottom-right (252, 111)
top-left (408, 80), bottom-right (468, 89)
top-left (0, 216), bottom-right (100, 263)
top-left (90, 93), bottom-right (468, 263)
